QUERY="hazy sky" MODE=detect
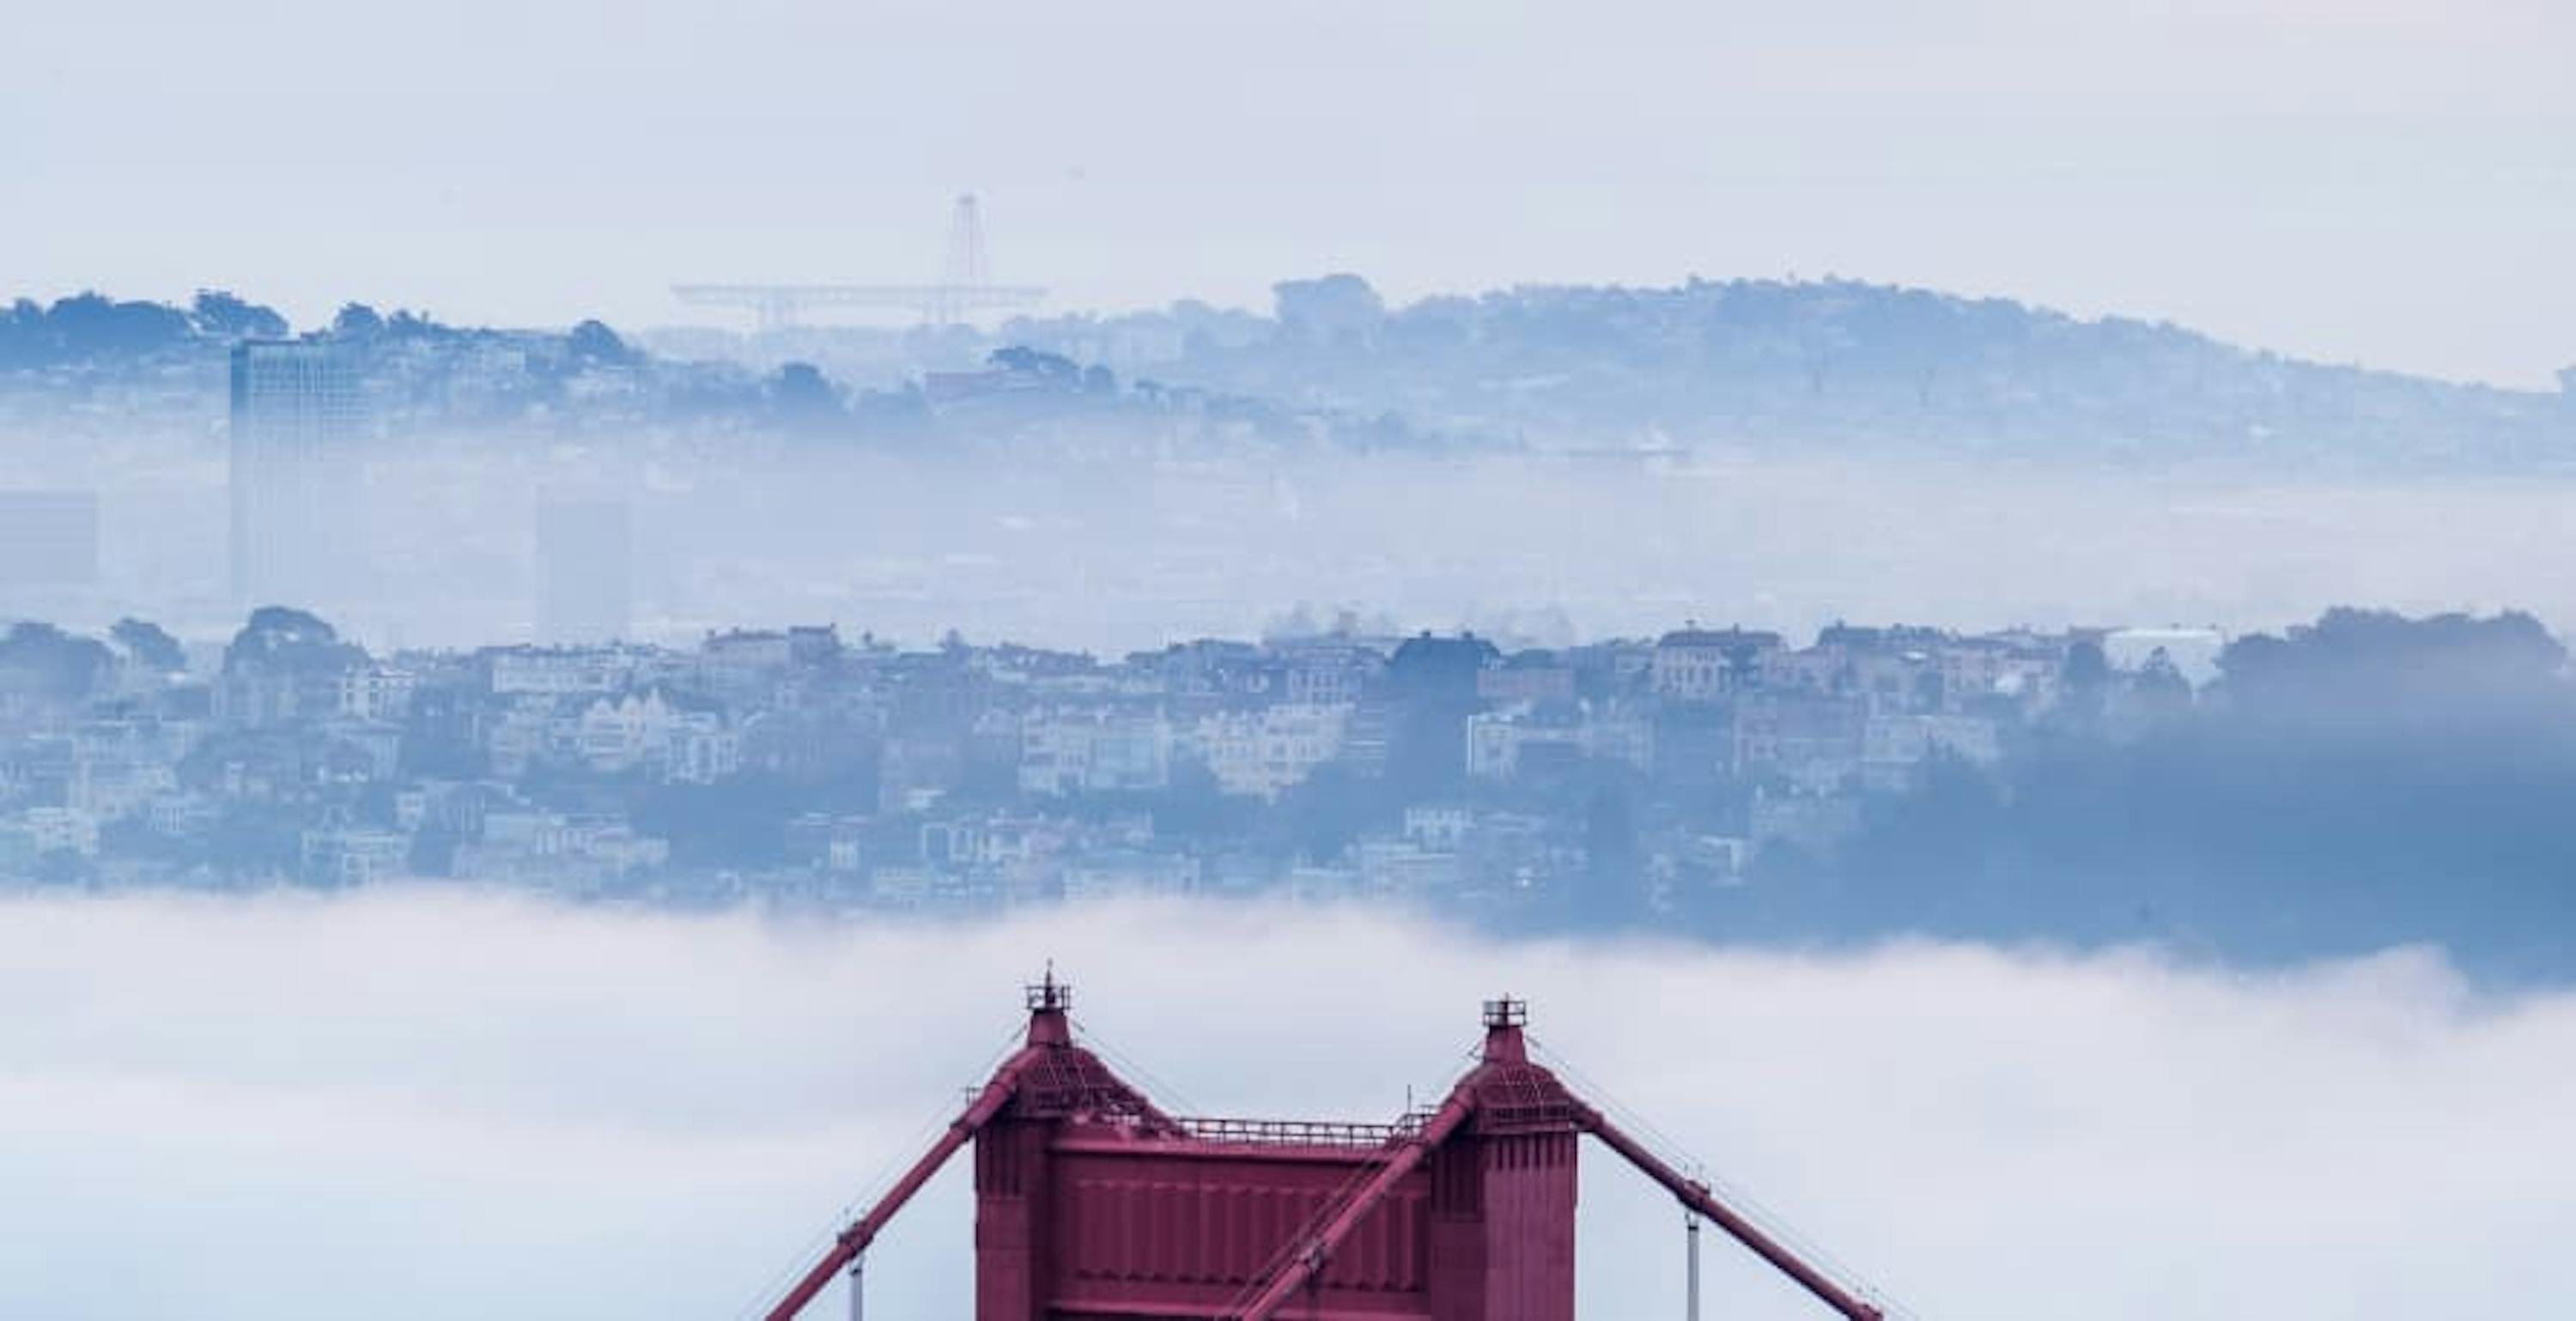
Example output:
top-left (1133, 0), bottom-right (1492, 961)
top-left (7, 0), bottom-right (2573, 385)
top-left (3, 891), bottom-right (2567, 1320)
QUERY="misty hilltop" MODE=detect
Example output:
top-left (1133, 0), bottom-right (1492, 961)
top-left (9, 276), bottom-right (2575, 470)
top-left (1001, 275), bottom-right (2576, 469)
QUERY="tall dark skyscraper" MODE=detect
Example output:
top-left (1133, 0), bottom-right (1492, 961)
top-left (534, 495), bottom-right (633, 643)
top-left (228, 341), bottom-right (363, 609)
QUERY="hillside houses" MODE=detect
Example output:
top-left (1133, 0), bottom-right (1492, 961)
top-left (0, 606), bottom-right (2177, 922)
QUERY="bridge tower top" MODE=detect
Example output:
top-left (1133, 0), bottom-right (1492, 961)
top-left (1024, 967), bottom-right (1072, 1046)
top-left (1482, 995), bottom-right (1529, 1063)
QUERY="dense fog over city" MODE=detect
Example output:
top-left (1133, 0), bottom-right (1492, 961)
top-left (3, 282), bottom-right (2574, 973)
top-left (9, 0), bottom-right (2573, 1314)
top-left (14, 432), bottom-right (2576, 656)
top-left (8, 251), bottom-right (2576, 1321)
top-left (4, 892), bottom-right (2567, 1321)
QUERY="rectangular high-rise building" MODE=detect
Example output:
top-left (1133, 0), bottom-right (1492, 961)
top-left (534, 495), bottom-right (633, 642)
top-left (229, 341), bottom-right (364, 610)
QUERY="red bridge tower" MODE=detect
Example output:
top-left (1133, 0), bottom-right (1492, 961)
top-left (762, 977), bottom-right (1887, 1321)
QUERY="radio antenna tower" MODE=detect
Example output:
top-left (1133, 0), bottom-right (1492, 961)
top-left (933, 194), bottom-right (995, 325)
top-left (944, 194), bottom-right (992, 289)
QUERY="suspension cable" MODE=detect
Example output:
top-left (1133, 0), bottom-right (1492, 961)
top-left (1527, 1033), bottom-right (1922, 1321)
top-left (726, 1018), bottom-right (1026, 1321)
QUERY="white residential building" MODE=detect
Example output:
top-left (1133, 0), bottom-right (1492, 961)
top-left (1467, 702), bottom-right (1653, 779)
top-left (336, 665), bottom-right (418, 722)
top-left (488, 645), bottom-right (636, 698)
top-left (1651, 628), bottom-right (1782, 701)
top-left (1188, 703), bottom-right (1348, 799)
top-left (1020, 707), bottom-right (1171, 797)
top-left (1062, 851), bottom-right (1200, 902)
top-left (301, 828), bottom-right (410, 887)
top-left (573, 690), bottom-right (735, 781)
top-left (13, 807), bottom-right (99, 857)
top-left (1403, 805), bottom-right (1473, 851)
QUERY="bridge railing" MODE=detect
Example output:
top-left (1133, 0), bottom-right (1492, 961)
top-left (1170, 1115), bottom-right (1425, 1148)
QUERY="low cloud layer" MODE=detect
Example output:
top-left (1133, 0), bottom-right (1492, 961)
top-left (3, 890), bottom-right (2567, 1319)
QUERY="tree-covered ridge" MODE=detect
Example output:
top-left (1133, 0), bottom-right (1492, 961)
top-left (10, 276), bottom-right (2573, 466)
top-left (0, 291), bottom-right (287, 367)
top-left (0, 286), bottom-right (1394, 452)
top-left (1006, 275), bottom-right (2576, 466)
top-left (0, 288), bottom-right (647, 366)
top-left (1788, 609), bottom-right (2576, 975)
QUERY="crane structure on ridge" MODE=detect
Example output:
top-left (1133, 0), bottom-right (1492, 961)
top-left (674, 194), bottom-right (1047, 330)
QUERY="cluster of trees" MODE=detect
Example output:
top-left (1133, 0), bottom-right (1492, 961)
top-left (319, 301), bottom-right (635, 368)
top-left (0, 288), bottom-right (637, 368)
top-left (0, 291), bottom-right (288, 367)
top-left (750, 345), bottom-right (1346, 451)
top-left (0, 288), bottom-right (642, 374)
top-left (1755, 609), bottom-right (2576, 975)
top-left (0, 618), bottom-right (185, 702)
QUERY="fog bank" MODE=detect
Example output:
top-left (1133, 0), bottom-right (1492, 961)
top-left (17, 441), bottom-right (2576, 655)
top-left (3, 890), bottom-right (2567, 1319)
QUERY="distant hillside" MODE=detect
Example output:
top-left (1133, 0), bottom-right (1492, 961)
top-left (1002, 275), bottom-right (2576, 470)
top-left (11, 280), bottom-right (2574, 469)
top-left (0, 290), bottom-right (1388, 453)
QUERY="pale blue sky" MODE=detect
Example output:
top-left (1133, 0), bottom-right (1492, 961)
top-left (6, 0), bottom-right (2571, 385)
